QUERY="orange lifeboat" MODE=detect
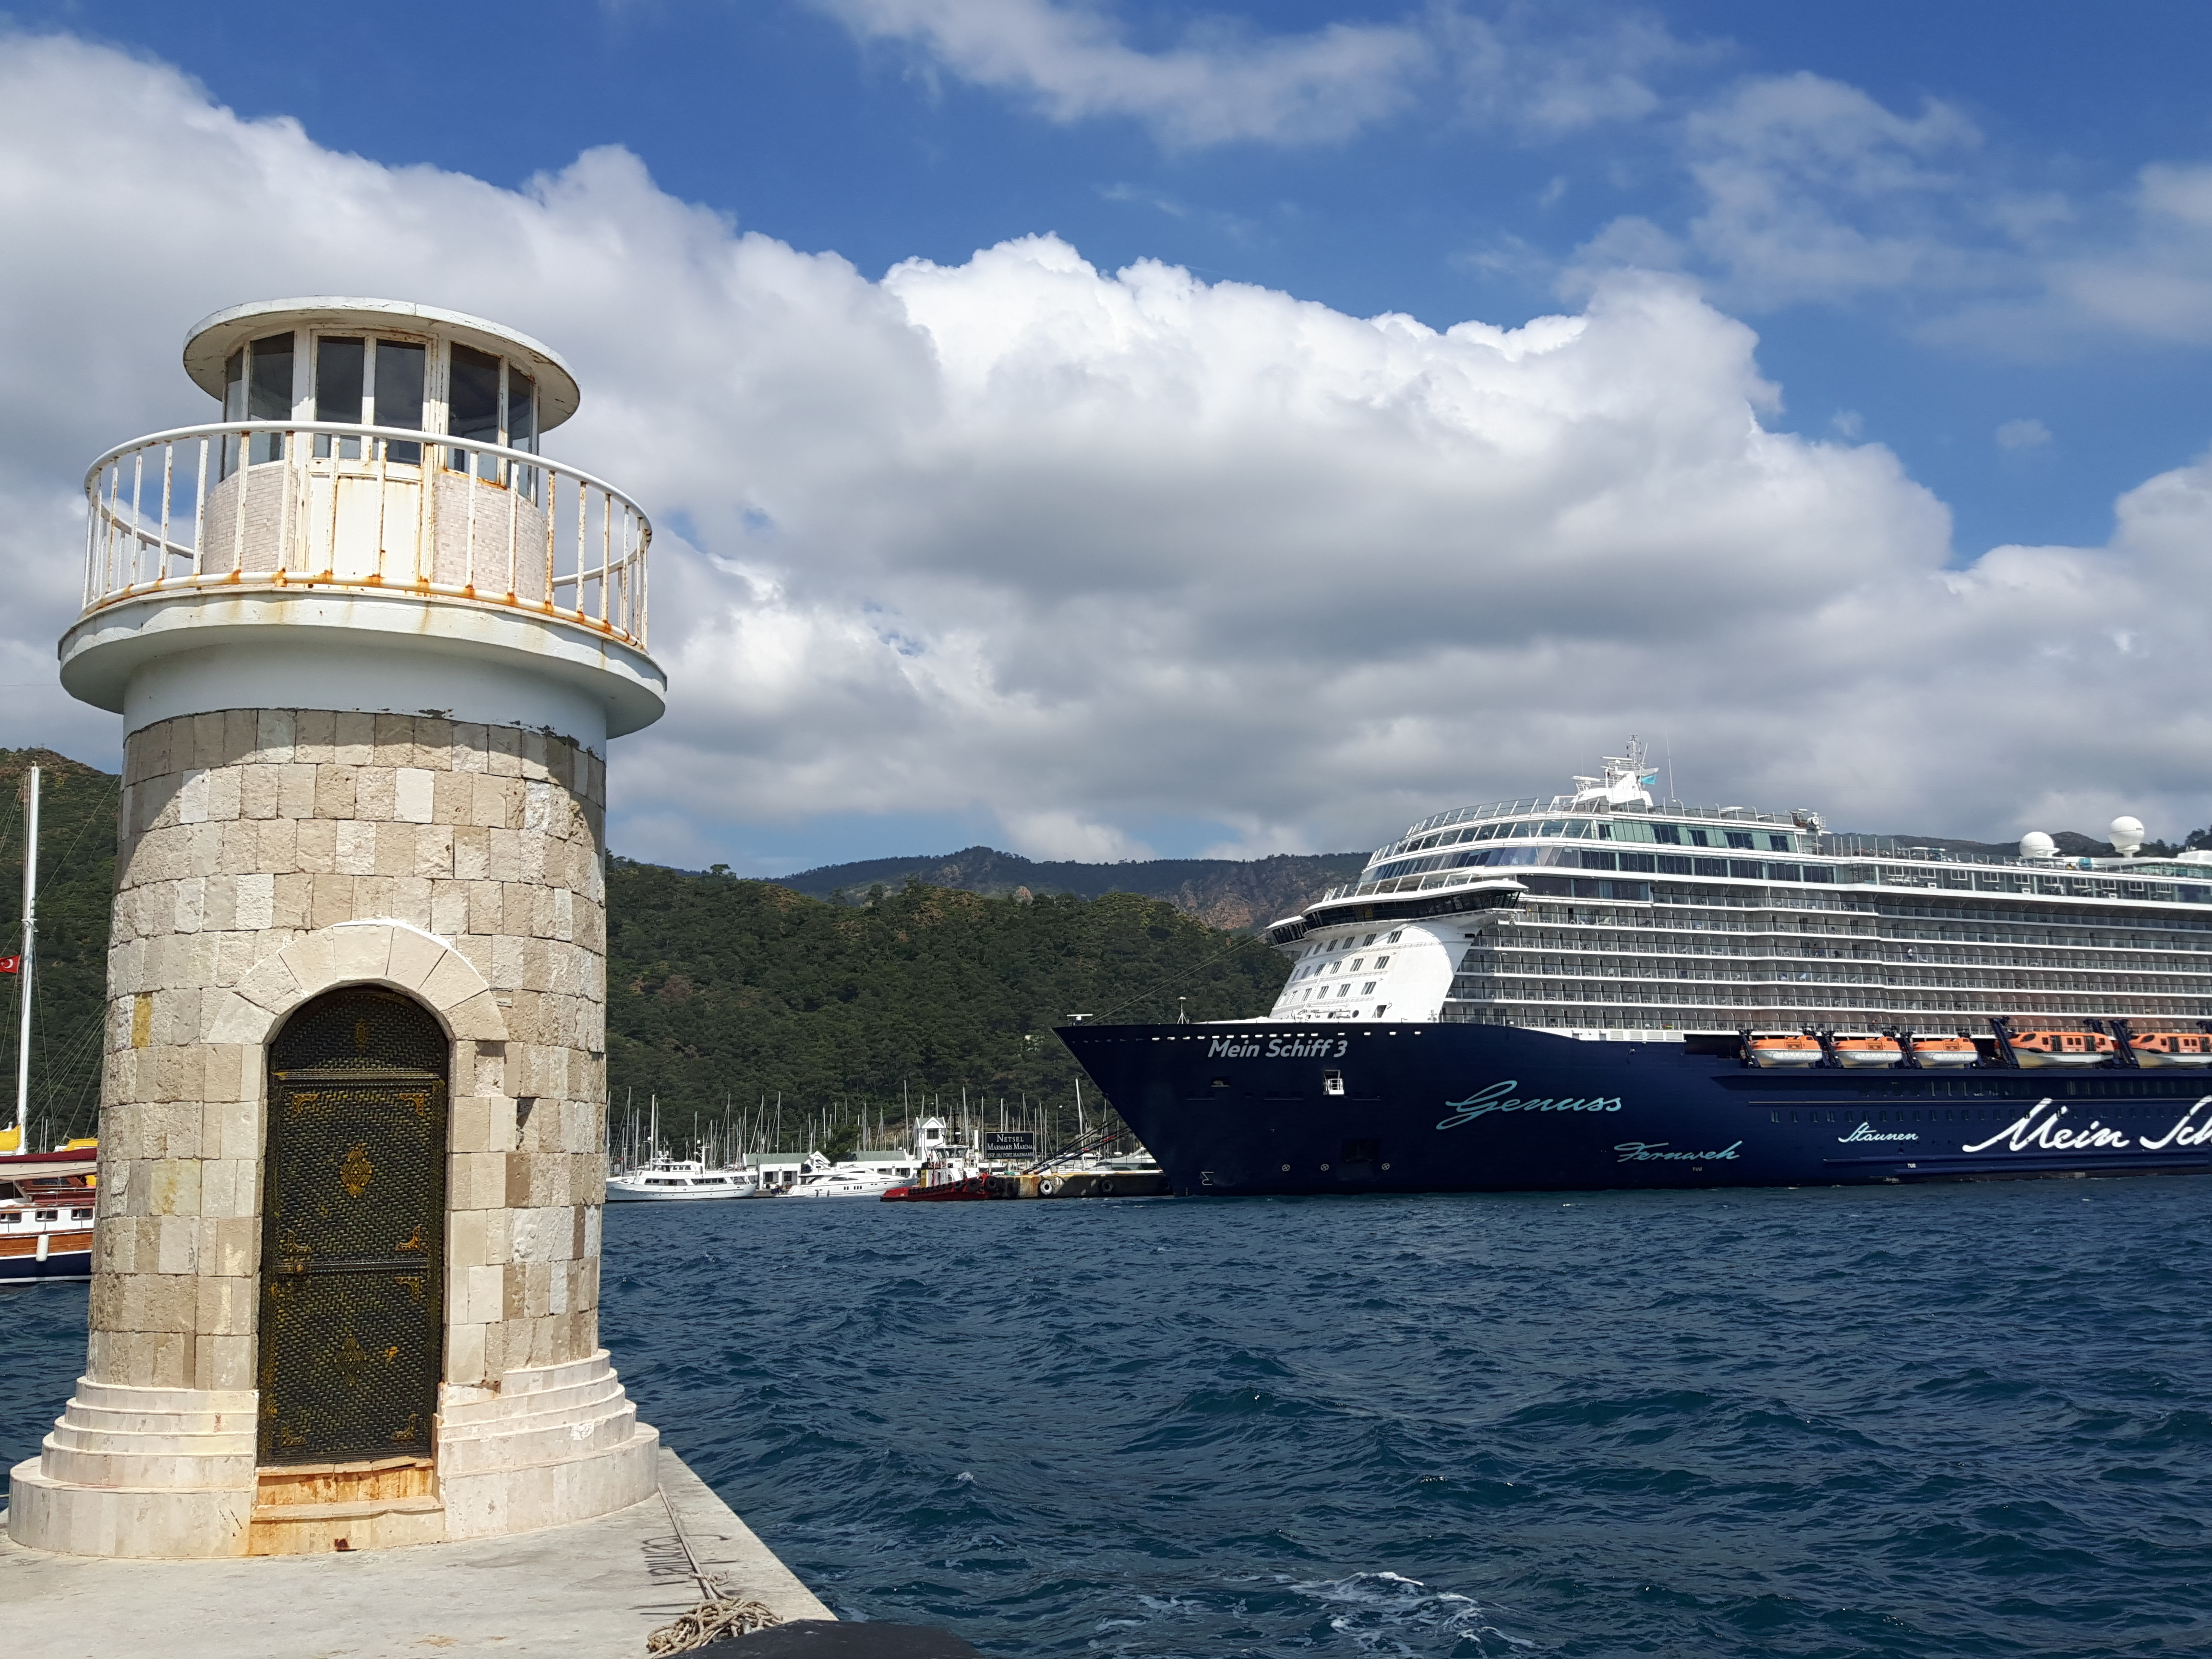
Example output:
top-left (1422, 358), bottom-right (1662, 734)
top-left (1829, 1033), bottom-right (1902, 1069)
top-left (1745, 1033), bottom-right (1824, 1068)
top-left (2129, 1031), bottom-right (2212, 1069)
top-left (2009, 1029), bottom-right (2115, 1068)
top-left (1905, 1034), bottom-right (1980, 1068)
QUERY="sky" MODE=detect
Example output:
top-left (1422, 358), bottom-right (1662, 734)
top-left (6, 2), bottom-right (2212, 871)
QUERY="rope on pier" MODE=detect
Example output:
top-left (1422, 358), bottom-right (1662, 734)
top-left (645, 1576), bottom-right (781, 1654)
top-left (646, 1483), bottom-right (784, 1654)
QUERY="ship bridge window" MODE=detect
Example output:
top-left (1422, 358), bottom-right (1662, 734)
top-left (1726, 831), bottom-right (1755, 849)
top-left (1652, 824), bottom-right (1682, 844)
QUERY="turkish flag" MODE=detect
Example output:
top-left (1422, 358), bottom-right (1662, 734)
top-left (0, 957), bottom-right (19, 974)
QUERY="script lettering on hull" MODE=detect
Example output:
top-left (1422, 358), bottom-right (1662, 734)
top-left (1839, 1123), bottom-right (1918, 1142)
top-left (1959, 1095), bottom-right (2212, 1155)
top-left (1436, 1080), bottom-right (1624, 1131)
top-left (1614, 1141), bottom-right (1742, 1163)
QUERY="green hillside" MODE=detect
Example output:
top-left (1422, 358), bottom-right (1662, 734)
top-left (769, 844), bottom-right (1368, 932)
top-left (604, 862), bottom-right (1289, 1154)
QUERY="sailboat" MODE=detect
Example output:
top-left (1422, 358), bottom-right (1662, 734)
top-left (0, 765), bottom-right (96, 1282)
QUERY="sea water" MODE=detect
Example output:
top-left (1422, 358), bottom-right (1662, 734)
top-left (6, 1178), bottom-right (2211, 1656)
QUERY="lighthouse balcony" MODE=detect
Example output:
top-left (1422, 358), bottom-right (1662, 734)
top-left (80, 421), bottom-right (647, 648)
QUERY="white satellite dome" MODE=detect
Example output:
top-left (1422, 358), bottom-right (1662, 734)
top-left (2019, 830), bottom-right (2056, 859)
top-left (2111, 815), bottom-right (2146, 856)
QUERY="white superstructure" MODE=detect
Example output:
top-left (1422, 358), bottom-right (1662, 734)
top-left (1264, 747), bottom-right (2212, 1042)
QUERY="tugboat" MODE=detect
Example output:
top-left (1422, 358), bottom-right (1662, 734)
top-left (879, 1118), bottom-right (988, 1201)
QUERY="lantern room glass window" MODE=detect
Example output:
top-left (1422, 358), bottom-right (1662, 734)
top-left (212, 326), bottom-right (541, 480)
top-left (448, 344), bottom-right (502, 479)
top-left (313, 337), bottom-right (364, 459)
top-left (218, 332), bottom-right (295, 477)
top-left (445, 345), bottom-right (540, 495)
top-left (372, 340), bottom-right (425, 465)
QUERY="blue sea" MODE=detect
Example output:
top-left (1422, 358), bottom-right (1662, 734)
top-left (7, 1178), bottom-right (2212, 1656)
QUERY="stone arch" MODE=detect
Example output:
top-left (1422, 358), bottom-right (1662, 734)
top-left (209, 920), bottom-right (508, 1049)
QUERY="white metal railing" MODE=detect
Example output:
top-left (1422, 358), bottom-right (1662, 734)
top-left (82, 421), bottom-right (649, 650)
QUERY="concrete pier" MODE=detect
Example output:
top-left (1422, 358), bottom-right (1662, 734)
top-left (0, 1446), bottom-right (831, 1658)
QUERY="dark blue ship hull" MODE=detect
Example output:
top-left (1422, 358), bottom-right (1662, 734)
top-left (1057, 1022), bottom-right (2212, 1194)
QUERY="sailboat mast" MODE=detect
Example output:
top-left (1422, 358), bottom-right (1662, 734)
top-left (14, 765), bottom-right (36, 1150)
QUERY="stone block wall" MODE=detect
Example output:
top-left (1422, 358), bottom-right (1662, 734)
top-left (92, 707), bottom-right (610, 1397)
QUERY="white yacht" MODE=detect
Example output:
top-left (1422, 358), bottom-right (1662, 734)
top-left (788, 1116), bottom-right (965, 1198)
top-left (605, 1157), bottom-right (757, 1202)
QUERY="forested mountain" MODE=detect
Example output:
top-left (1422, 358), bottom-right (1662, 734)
top-left (769, 845), bottom-right (1368, 932)
top-left (605, 863), bottom-right (1287, 1153)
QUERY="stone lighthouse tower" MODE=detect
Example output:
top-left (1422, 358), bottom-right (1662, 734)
top-left (9, 299), bottom-right (666, 1557)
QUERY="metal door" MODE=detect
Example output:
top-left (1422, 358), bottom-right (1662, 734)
top-left (258, 987), bottom-right (448, 1465)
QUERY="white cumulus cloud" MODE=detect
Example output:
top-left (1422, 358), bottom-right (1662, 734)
top-left (812, 0), bottom-right (1427, 144)
top-left (5, 30), bottom-right (2212, 869)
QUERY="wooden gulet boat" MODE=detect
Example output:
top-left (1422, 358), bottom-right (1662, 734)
top-left (0, 766), bottom-right (92, 1284)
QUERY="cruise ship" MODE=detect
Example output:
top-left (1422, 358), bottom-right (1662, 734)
top-left (1058, 747), bottom-right (2212, 1193)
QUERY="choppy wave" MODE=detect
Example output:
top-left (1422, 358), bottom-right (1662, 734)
top-left (10, 1178), bottom-right (2212, 1654)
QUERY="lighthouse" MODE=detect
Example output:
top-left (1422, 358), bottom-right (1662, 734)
top-left (8, 299), bottom-right (668, 1557)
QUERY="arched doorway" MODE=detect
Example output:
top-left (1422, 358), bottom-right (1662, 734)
top-left (258, 986), bottom-right (448, 1465)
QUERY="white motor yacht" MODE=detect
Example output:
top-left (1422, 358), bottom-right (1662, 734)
top-left (789, 1116), bottom-right (972, 1198)
top-left (788, 1165), bottom-right (908, 1199)
top-left (606, 1157), bottom-right (758, 1202)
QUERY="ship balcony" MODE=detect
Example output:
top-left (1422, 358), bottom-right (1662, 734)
top-left (80, 420), bottom-right (648, 650)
